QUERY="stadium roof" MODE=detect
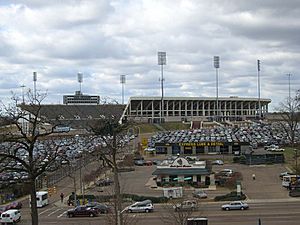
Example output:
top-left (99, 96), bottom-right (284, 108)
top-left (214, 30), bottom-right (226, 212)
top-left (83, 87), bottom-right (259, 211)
top-left (20, 104), bottom-right (126, 129)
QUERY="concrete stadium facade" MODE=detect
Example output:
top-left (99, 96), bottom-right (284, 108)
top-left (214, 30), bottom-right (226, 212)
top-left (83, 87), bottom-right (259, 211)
top-left (122, 96), bottom-right (271, 123)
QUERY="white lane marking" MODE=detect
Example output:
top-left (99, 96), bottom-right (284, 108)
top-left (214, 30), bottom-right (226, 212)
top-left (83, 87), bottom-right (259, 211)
top-left (39, 206), bottom-right (56, 215)
top-left (57, 210), bottom-right (67, 218)
top-left (47, 208), bottom-right (61, 217)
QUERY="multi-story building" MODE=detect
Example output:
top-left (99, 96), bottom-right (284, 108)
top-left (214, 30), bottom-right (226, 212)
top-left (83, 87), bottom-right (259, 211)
top-left (63, 91), bottom-right (100, 105)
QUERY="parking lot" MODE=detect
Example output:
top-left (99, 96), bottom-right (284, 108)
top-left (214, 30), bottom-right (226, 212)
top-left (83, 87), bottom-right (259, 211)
top-left (89, 155), bottom-right (291, 201)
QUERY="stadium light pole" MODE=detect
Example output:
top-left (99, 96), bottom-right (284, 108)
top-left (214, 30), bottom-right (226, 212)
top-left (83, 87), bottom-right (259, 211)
top-left (257, 60), bottom-right (261, 119)
top-left (158, 51), bottom-right (166, 123)
top-left (214, 56), bottom-right (220, 121)
top-left (287, 73), bottom-right (292, 104)
top-left (33, 72), bottom-right (37, 103)
top-left (120, 75), bottom-right (126, 104)
top-left (20, 84), bottom-right (26, 104)
top-left (78, 72), bottom-right (83, 94)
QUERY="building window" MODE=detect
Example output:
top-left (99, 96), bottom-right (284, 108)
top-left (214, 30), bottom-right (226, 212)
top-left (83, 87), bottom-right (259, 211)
top-left (156, 147), bottom-right (167, 154)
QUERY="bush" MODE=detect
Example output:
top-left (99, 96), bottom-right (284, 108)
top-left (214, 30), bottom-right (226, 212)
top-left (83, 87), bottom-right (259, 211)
top-left (239, 155), bottom-right (246, 164)
top-left (233, 156), bottom-right (240, 163)
top-left (95, 194), bottom-right (168, 204)
top-left (214, 191), bottom-right (246, 201)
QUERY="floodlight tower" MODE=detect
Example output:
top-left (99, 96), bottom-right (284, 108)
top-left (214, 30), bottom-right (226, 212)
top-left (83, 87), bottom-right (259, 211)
top-left (77, 72), bottom-right (83, 94)
top-left (287, 73), bottom-right (292, 105)
top-left (33, 72), bottom-right (37, 103)
top-left (257, 60), bottom-right (261, 119)
top-left (213, 56), bottom-right (220, 121)
top-left (158, 51), bottom-right (166, 123)
top-left (20, 84), bottom-right (26, 104)
top-left (120, 75), bottom-right (126, 104)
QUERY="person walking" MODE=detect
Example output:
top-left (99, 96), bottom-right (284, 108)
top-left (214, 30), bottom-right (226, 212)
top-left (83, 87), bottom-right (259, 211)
top-left (60, 192), bottom-right (64, 203)
top-left (252, 174), bottom-right (256, 180)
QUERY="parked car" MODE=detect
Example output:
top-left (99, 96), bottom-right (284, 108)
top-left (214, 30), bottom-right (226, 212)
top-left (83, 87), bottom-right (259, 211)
top-left (152, 159), bottom-right (162, 165)
top-left (279, 171), bottom-right (295, 179)
top-left (86, 202), bottom-right (111, 214)
top-left (289, 188), bottom-right (300, 197)
top-left (67, 206), bottom-right (100, 217)
top-left (174, 200), bottom-right (197, 211)
top-left (134, 159), bottom-right (145, 166)
top-left (193, 190), bottom-right (208, 199)
top-left (6, 201), bottom-right (22, 210)
top-left (126, 200), bottom-right (154, 213)
top-left (212, 160), bottom-right (224, 165)
top-left (95, 178), bottom-right (113, 186)
top-left (0, 209), bottom-right (21, 224)
top-left (0, 206), bottom-right (8, 215)
top-left (143, 160), bottom-right (153, 166)
top-left (221, 201), bottom-right (249, 210)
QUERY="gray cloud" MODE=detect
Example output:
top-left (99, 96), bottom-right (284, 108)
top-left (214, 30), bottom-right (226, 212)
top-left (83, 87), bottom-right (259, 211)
top-left (0, 0), bottom-right (299, 110)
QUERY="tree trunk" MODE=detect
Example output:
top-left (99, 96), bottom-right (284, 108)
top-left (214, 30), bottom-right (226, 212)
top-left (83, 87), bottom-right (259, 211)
top-left (29, 179), bottom-right (39, 225)
top-left (113, 166), bottom-right (123, 225)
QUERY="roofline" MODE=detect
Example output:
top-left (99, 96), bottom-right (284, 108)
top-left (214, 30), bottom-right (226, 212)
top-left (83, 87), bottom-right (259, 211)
top-left (128, 96), bottom-right (271, 102)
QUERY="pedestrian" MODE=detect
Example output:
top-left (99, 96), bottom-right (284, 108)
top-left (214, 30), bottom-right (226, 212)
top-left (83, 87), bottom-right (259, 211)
top-left (252, 174), bottom-right (256, 180)
top-left (60, 192), bottom-right (64, 203)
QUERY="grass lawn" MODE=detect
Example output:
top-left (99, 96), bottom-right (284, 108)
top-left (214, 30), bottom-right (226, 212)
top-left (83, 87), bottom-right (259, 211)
top-left (284, 147), bottom-right (300, 172)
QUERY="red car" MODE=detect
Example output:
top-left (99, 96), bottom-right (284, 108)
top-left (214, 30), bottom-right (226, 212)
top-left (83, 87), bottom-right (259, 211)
top-left (143, 160), bottom-right (153, 166)
top-left (7, 202), bottom-right (22, 210)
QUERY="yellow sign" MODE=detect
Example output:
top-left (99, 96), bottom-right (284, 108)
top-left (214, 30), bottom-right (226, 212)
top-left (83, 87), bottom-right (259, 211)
top-left (142, 138), bottom-right (148, 146)
top-left (179, 142), bottom-right (224, 147)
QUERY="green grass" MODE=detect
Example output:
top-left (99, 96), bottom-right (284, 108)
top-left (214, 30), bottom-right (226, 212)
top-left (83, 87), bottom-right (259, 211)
top-left (137, 124), bottom-right (160, 134)
top-left (137, 122), bottom-right (190, 134)
top-left (284, 147), bottom-right (300, 172)
top-left (160, 122), bottom-right (190, 131)
top-left (284, 147), bottom-right (296, 162)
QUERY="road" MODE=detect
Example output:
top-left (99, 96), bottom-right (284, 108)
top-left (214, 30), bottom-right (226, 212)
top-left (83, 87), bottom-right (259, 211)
top-left (18, 199), bottom-right (300, 225)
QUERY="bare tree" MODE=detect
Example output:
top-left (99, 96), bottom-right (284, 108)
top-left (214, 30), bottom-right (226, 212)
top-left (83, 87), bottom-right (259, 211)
top-left (160, 199), bottom-right (204, 225)
top-left (277, 90), bottom-right (300, 146)
top-left (0, 91), bottom-right (67, 225)
top-left (90, 115), bottom-right (133, 225)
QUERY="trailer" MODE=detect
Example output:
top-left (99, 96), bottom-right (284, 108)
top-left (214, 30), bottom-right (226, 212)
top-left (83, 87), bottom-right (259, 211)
top-left (163, 187), bottom-right (183, 198)
top-left (187, 217), bottom-right (208, 225)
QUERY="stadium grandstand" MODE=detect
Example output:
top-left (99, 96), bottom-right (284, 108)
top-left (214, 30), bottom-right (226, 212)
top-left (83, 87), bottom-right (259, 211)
top-left (19, 104), bottom-right (126, 130)
top-left (121, 96), bottom-right (271, 123)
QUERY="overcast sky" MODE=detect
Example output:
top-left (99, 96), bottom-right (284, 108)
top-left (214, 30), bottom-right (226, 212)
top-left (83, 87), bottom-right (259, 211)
top-left (0, 0), bottom-right (299, 110)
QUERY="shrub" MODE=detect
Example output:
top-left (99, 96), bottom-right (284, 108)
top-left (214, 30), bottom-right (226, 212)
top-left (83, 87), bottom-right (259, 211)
top-left (239, 155), bottom-right (246, 164)
top-left (233, 156), bottom-right (240, 163)
top-left (95, 194), bottom-right (168, 204)
top-left (214, 191), bottom-right (246, 201)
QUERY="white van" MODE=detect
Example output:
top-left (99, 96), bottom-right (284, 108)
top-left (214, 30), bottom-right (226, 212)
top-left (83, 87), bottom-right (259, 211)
top-left (126, 200), bottom-right (154, 213)
top-left (36, 191), bottom-right (49, 208)
top-left (0, 209), bottom-right (21, 224)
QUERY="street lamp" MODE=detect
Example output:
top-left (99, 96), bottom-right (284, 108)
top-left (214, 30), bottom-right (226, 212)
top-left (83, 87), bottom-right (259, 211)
top-left (213, 56), bottom-right (220, 121)
top-left (158, 51), bottom-right (167, 123)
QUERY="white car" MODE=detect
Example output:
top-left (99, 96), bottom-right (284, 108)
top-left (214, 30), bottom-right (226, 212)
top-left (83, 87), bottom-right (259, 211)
top-left (212, 160), bottom-right (224, 165)
top-left (173, 200), bottom-right (197, 211)
top-left (221, 201), bottom-right (249, 210)
top-left (0, 209), bottom-right (21, 224)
